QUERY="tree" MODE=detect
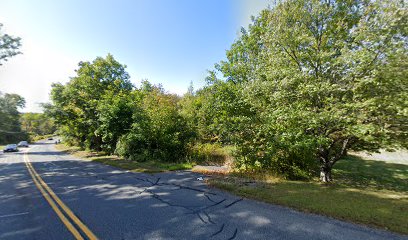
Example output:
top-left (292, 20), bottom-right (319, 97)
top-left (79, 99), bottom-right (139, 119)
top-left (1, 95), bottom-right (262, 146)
top-left (48, 56), bottom-right (193, 162)
top-left (141, 85), bottom-right (192, 161)
top-left (207, 0), bottom-right (407, 181)
top-left (20, 113), bottom-right (56, 136)
top-left (0, 92), bottom-right (27, 143)
top-left (47, 54), bottom-right (132, 149)
top-left (0, 23), bottom-right (21, 65)
top-left (116, 82), bottom-right (193, 162)
top-left (95, 90), bottom-right (136, 153)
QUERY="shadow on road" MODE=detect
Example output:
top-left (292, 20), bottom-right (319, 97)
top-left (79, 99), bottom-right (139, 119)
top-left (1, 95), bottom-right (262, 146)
top-left (0, 150), bottom-right (406, 240)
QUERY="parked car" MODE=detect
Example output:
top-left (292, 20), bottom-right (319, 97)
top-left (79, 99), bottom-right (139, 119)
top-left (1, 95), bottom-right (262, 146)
top-left (18, 141), bottom-right (29, 147)
top-left (48, 137), bottom-right (53, 140)
top-left (3, 144), bottom-right (18, 152)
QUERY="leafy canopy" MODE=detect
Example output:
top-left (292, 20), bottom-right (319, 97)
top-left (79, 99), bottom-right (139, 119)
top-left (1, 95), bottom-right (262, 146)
top-left (201, 0), bottom-right (407, 180)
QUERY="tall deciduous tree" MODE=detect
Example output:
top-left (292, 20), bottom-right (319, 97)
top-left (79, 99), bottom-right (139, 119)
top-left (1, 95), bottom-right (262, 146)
top-left (208, 0), bottom-right (407, 181)
top-left (47, 55), bottom-right (193, 162)
top-left (47, 54), bottom-right (132, 149)
top-left (0, 23), bottom-right (24, 143)
top-left (95, 90), bottom-right (137, 153)
top-left (0, 92), bottom-right (27, 143)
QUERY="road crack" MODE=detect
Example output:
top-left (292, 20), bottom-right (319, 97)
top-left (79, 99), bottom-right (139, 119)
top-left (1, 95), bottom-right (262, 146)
top-left (228, 228), bottom-right (238, 240)
top-left (210, 223), bottom-right (225, 237)
top-left (224, 198), bottom-right (243, 209)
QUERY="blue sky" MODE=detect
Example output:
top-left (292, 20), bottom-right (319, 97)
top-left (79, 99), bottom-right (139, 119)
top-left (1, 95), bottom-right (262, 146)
top-left (0, 0), bottom-right (269, 112)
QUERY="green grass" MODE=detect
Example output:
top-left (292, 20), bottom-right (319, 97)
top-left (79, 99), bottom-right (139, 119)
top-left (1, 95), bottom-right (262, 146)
top-left (93, 158), bottom-right (193, 173)
top-left (191, 143), bottom-right (235, 166)
top-left (209, 155), bottom-right (408, 234)
top-left (55, 144), bottom-right (194, 173)
top-left (0, 145), bottom-right (4, 150)
top-left (333, 155), bottom-right (407, 192)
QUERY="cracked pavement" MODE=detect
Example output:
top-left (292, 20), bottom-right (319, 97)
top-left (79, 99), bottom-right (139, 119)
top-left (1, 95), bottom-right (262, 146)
top-left (0, 142), bottom-right (406, 240)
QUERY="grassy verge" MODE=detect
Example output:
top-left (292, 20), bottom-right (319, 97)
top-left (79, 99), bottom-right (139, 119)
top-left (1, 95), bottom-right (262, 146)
top-left (93, 158), bottom-right (193, 173)
top-left (0, 145), bottom-right (4, 150)
top-left (208, 155), bottom-right (408, 234)
top-left (54, 143), bottom-right (194, 173)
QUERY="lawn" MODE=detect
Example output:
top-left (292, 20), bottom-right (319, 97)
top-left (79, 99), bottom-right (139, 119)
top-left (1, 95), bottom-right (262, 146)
top-left (54, 143), bottom-right (194, 173)
top-left (209, 154), bottom-right (408, 234)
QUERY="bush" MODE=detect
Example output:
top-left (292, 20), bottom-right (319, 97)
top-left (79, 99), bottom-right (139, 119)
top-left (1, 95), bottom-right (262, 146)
top-left (115, 132), bottom-right (150, 161)
top-left (114, 85), bottom-right (194, 162)
top-left (189, 143), bottom-right (234, 166)
top-left (233, 134), bottom-right (319, 180)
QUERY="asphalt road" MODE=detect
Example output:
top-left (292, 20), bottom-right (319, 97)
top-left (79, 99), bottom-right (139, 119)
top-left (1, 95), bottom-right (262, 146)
top-left (0, 141), bottom-right (406, 240)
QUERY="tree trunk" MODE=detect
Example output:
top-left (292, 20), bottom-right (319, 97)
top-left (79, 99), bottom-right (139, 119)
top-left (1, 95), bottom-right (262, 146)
top-left (320, 165), bottom-right (332, 182)
top-left (318, 138), bottom-right (350, 182)
top-left (318, 148), bottom-right (333, 182)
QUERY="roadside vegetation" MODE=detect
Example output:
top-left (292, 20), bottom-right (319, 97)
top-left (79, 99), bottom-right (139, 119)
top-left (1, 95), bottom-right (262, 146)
top-left (1, 0), bottom-right (407, 234)
top-left (209, 154), bottom-right (408, 234)
top-left (45, 0), bottom-right (407, 182)
top-left (20, 113), bottom-right (56, 141)
top-left (0, 92), bottom-right (55, 145)
top-left (0, 92), bottom-right (28, 144)
top-left (0, 23), bottom-right (25, 145)
top-left (55, 143), bottom-right (194, 173)
top-left (55, 142), bottom-right (234, 172)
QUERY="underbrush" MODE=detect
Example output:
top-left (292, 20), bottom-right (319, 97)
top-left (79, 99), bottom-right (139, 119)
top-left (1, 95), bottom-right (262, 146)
top-left (55, 143), bottom-right (194, 172)
top-left (208, 154), bottom-right (408, 234)
top-left (189, 143), bottom-right (234, 166)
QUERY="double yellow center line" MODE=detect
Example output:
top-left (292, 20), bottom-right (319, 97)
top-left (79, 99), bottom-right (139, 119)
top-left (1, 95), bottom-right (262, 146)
top-left (24, 151), bottom-right (98, 240)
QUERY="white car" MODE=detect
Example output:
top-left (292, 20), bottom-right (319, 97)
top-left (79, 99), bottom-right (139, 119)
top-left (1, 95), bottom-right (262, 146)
top-left (3, 144), bottom-right (18, 152)
top-left (18, 141), bottom-right (29, 147)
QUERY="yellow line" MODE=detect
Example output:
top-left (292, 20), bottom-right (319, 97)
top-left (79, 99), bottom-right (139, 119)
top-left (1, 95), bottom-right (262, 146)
top-left (24, 157), bottom-right (84, 240)
top-left (24, 152), bottom-right (99, 240)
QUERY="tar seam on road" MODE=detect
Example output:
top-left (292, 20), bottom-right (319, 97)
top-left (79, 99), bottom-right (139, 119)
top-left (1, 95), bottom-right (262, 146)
top-left (24, 151), bottom-right (99, 240)
top-left (0, 212), bottom-right (30, 218)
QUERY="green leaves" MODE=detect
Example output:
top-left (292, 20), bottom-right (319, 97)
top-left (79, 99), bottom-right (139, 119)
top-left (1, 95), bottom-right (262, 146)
top-left (48, 55), bottom-right (194, 162)
top-left (0, 92), bottom-right (28, 143)
top-left (202, 0), bottom-right (407, 180)
top-left (45, 1), bottom-right (407, 179)
top-left (20, 113), bottom-right (56, 136)
top-left (0, 23), bottom-right (21, 66)
top-left (48, 54), bottom-right (132, 149)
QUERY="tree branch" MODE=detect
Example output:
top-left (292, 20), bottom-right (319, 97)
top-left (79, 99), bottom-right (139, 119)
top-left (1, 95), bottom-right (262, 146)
top-left (330, 138), bottom-right (349, 165)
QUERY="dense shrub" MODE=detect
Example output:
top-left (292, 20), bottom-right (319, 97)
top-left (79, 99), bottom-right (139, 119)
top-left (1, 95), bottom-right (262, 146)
top-left (189, 143), bottom-right (233, 166)
top-left (113, 83), bottom-right (194, 162)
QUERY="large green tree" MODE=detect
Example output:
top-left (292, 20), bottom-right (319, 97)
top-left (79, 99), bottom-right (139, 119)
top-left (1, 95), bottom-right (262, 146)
top-left (0, 23), bottom-right (24, 143)
top-left (47, 54), bottom-right (132, 149)
top-left (95, 89), bottom-right (137, 153)
top-left (48, 55), bottom-right (193, 162)
top-left (0, 92), bottom-right (27, 143)
top-left (0, 23), bottom-right (21, 65)
top-left (207, 0), bottom-right (407, 181)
